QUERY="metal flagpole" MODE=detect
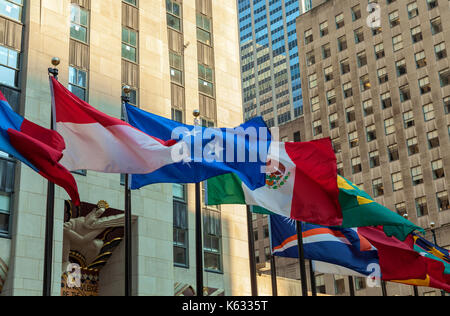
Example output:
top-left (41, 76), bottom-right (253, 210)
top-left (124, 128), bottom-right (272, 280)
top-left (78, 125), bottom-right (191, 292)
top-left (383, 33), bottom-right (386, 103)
top-left (295, 221), bottom-right (308, 296)
top-left (267, 215), bottom-right (277, 296)
top-left (246, 206), bottom-right (258, 296)
top-left (309, 260), bottom-right (317, 296)
top-left (43, 57), bottom-right (60, 296)
top-left (122, 86), bottom-right (132, 296)
top-left (348, 276), bottom-right (355, 296)
top-left (193, 110), bottom-right (204, 297)
top-left (381, 280), bottom-right (388, 296)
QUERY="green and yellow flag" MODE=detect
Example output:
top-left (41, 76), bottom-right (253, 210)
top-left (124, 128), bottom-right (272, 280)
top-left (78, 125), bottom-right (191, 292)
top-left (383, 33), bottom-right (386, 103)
top-left (336, 176), bottom-right (423, 240)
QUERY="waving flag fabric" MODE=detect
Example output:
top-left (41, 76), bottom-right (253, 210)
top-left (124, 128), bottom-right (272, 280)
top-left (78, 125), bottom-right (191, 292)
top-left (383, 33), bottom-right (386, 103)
top-left (359, 226), bottom-right (450, 292)
top-left (337, 176), bottom-right (422, 240)
top-left (206, 138), bottom-right (342, 226)
top-left (270, 214), bottom-right (379, 277)
top-left (51, 78), bottom-right (183, 176)
top-left (0, 91), bottom-right (80, 205)
top-left (125, 103), bottom-right (270, 190)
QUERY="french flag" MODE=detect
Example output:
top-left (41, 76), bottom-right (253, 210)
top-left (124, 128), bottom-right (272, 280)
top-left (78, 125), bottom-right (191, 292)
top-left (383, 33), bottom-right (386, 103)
top-left (50, 78), bottom-right (177, 175)
top-left (0, 91), bottom-right (80, 205)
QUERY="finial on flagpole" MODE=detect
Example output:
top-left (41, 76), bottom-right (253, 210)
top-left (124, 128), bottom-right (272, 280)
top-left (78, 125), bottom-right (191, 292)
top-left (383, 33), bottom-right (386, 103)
top-left (48, 57), bottom-right (60, 79)
top-left (193, 109), bottom-right (200, 126)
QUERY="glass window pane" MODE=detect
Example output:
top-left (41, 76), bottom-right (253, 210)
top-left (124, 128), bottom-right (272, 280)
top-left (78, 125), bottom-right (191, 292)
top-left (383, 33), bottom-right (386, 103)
top-left (70, 23), bottom-right (87, 42)
top-left (0, 194), bottom-right (10, 212)
top-left (7, 49), bottom-right (18, 68)
top-left (0, 65), bottom-right (17, 87)
top-left (0, 213), bottom-right (9, 233)
top-left (197, 28), bottom-right (211, 45)
top-left (69, 67), bottom-right (77, 85)
top-left (122, 44), bottom-right (136, 62)
top-left (77, 70), bottom-right (87, 88)
top-left (0, 46), bottom-right (8, 65)
top-left (68, 84), bottom-right (86, 101)
top-left (167, 14), bottom-right (181, 31)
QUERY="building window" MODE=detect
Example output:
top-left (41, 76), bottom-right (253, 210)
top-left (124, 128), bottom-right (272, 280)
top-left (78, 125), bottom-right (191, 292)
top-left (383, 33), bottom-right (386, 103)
top-left (346, 106), bottom-right (355, 122)
top-left (407, 2), bottom-right (419, 19)
top-left (427, 130), bottom-right (440, 149)
top-left (253, 230), bottom-right (258, 242)
top-left (369, 150), bottom-right (380, 168)
top-left (340, 59), bottom-right (350, 74)
top-left (68, 66), bottom-right (88, 101)
top-left (304, 29), bottom-right (313, 44)
top-left (372, 178), bottom-right (384, 197)
top-left (198, 64), bottom-right (214, 97)
top-left (122, 27), bottom-right (137, 62)
top-left (337, 161), bottom-right (344, 176)
top-left (313, 119), bottom-right (322, 136)
top-left (355, 277), bottom-right (366, 290)
top-left (311, 96), bottom-right (320, 112)
top-left (316, 274), bottom-right (326, 294)
top-left (399, 84), bottom-right (411, 102)
top-left (392, 172), bottom-right (403, 191)
top-left (384, 118), bottom-right (395, 135)
top-left (329, 113), bottom-right (338, 129)
top-left (293, 131), bottom-right (301, 142)
top-left (392, 34), bottom-right (403, 51)
top-left (354, 27), bottom-right (364, 43)
top-left (439, 68), bottom-right (450, 87)
top-left (324, 66), bottom-right (333, 82)
top-left (435, 42), bottom-right (447, 60)
top-left (319, 21), bottom-right (328, 37)
top-left (348, 131), bottom-right (358, 148)
top-left (172, 108), bottom-right (183, 123)
top-left (360, 74), bottom-right (370, 91)
top-left (389, 10), bottom-right (400, 27)
top-left (396, 59), bottom-right (407, 77)
top-left (395, 202), bottom-right (407, 217)
top-left (337, 36), bottom-right (347, 51)
top-left (411, 26), bottom-right (423, 43)
top-left (407, 137), bottom-right (419, 155)
top-left (403, 110), bottom-right (415, 129)
top-left (169, 51), bottom-right (183, 85)
top-left (196, 13), bottom-right (212, 45)
top-left (423, 103), bottom-right (435, 121)
top-left (124, 0), bottom-right (137, 5)
top-left (263, 225), bottom-right (269, 239)
top-left (381, 92), bottom-right (392, 109)
top-left (374, 43), bottom-right (385, 59)
top-left (431, 159), bottom-right (445, 179)
top-left (377, 67), bottom-right (388, 84)
top-left (326, 89), bottom-right (336, 105)
top-left (334, 275), bottom-right (345, 295)
top-left (415, 197), bottom-right (428, 217)
top-left (351, 156), bottom-right (362, 174)
top-left (166, 0), bottom-right (181, 31)
top-left (437, 191), bottom-right (449, 212)
top-left (264, 247), bottom-right (271, 261)
top-left (332, 138), bottom-right (341, 153)
top-left (0, 156), bottom-right (15, 237)
top-left (173, 184), bottom-right (188, 267)
top-left (351, 4), bottom-right (361, 21)
top-left (419, 76), bottom-right (431, 94)
top-left (343, 82), bottom-right (352, 98)
top-left (363, 99), bottom-right (373, 116)
top-left (357, 51), bottom-right (367, 67)
top-left (0, 45), bottom-right (19, 88)
top-left (388, 144), bottom-right (399, 162)
top-left (255, 249), bottom-right (260, 263)
top-left (415, 51), bottom-right (427, 68)
top-left (0, 0), bottom-right (23, 21)
top-left (306, 51), bottom-right (315, 66)
top-left (322, 43), bottom-right (331, 59)
top-left (431, 16), bottom-right (442, 35)
top-left (308, 73), bottom-right (317, 88)
top-left (366, 124), bottom-right (377, 142)
top-left (70, 4), bottom-right (89, 43)
top-left (335, 13), bottom-right (344, 29)
top-left (203, 208), bottom-right (222, 272)
top-left (411, 166), bottom-right (424, 186)
top-left (444, 96), bottom-right (450, 114)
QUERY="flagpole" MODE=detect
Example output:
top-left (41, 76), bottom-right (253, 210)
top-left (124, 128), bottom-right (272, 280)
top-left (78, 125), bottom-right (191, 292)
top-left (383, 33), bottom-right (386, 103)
top-left (193, 110), bottom-right (204, 297)
top-left (267, 215), bottom-right (277, 296)
top-left (308, 260), bottom-right (316, 296)
top-left (348, 276), bottom-right (355, 296)
top-left (42, 57), bottom-right (59, 296)
top-left (295, 221), bottom-right (308, 296)
top-left (246, 206), bottom-right (258, 296)
top-left (404, 214), bottom-right (419, 297)
top-left (122, 86), bottom-right (133, 296)
top-left (381, 280), bottom-right (388, 296)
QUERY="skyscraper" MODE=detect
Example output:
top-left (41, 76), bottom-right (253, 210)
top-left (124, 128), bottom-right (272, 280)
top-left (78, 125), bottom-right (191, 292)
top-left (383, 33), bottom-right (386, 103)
top-left (238, 0), bottom-right (311, 127)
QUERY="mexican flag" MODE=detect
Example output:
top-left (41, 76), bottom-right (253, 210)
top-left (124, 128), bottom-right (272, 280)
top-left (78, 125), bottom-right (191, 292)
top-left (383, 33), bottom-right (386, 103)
top-left (206, 139), bottom-right (343, 227)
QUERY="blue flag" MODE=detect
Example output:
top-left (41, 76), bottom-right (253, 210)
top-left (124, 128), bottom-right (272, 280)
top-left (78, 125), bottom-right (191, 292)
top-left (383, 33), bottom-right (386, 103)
top-left (270, 214), bottom-right (379, 277)
top-left (125, 104), bottom-right (271, 190)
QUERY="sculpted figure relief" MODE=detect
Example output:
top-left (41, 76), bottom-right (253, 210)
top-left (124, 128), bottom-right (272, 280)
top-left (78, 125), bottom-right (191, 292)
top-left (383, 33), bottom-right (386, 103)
top-left (62, 200), bottom-right (124, 272)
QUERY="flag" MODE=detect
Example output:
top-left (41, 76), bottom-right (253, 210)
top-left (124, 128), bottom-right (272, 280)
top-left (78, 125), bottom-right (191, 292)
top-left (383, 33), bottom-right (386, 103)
top-left (270, 213), bottom-right (379, 278)
top-left (359, 226), bottom-right (450, 292)
top-left (0, 91), bottom-right (80, 205)
top-left (125, 103), bottom-right (270, 190)
top-left (51, 78), bottom-right (183, 177)
top-left (206, 138), bottom-right (342, 226)
top-left (337, 176), bottom-right (422, 240)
